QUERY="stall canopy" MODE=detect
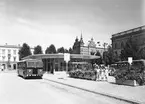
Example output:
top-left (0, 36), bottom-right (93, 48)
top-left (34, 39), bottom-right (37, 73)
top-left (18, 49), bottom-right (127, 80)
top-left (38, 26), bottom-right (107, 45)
top-left (22, 54), bottom-right (100, 60)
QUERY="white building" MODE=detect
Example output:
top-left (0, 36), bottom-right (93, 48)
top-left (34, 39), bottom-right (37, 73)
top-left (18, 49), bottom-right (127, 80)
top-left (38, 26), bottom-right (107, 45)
top-left (0, 44), bottom-right (34, 70)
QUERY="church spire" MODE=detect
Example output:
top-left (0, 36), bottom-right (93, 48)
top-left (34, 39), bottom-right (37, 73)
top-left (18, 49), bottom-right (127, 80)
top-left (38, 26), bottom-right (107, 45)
top-left (80, 32), bottom-right (84, 46)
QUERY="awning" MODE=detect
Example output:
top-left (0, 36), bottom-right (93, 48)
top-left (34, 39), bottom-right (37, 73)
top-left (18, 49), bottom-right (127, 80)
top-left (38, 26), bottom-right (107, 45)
top-left (22, 53), bottom-right (100, 60)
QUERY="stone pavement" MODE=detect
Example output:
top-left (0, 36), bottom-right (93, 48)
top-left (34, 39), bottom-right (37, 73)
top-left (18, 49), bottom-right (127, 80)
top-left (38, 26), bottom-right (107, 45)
top-left (43, 72), bottom-right (145, 104)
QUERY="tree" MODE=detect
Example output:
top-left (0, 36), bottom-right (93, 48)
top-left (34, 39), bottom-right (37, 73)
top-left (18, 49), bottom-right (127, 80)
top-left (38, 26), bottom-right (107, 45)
top-left (138, 47), bottom-right (145, 59)
top-left (102, 45), bottom-right (118, 65)
top-left (69, 47), bottom-right (73, 54)
top-left (120, 37), bottom-right (139, 60)
top-left (103, 51), bottom-right (109, 65)
top-left (64, 49), bottom-right (69, 53)
top-left (90, 51), bottom-right (95, 55)
top-left (45, 44), bottom-right (56, 54)
top-left (95, 51), bottom-right (103, 65)
top-left (33, 45), bottom-right (43, 54)
top-left (57, 47), bottom-right (65, 53)
top-left (18, 43), bottom-right (32, 60)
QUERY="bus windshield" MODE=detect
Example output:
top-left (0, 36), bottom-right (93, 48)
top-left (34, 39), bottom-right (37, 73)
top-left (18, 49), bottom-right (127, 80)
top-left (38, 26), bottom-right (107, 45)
top-left (36, 61), bottom-right (43, 67)
top-left (27, 62), bottom-right (36, 67)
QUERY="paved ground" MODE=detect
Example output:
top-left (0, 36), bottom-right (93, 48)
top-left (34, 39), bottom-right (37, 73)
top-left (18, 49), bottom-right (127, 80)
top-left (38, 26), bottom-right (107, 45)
top-left (43, 71), bottom-right (145, 104)
top-left (0, 72), bottom-right (129, 104)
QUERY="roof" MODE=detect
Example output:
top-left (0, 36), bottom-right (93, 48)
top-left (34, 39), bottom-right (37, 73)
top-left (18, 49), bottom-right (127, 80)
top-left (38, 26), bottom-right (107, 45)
top-left (0, 45), bottom-right (21, 49)
top-left (0, 44), bottom-right (34, 49)
top-left (22, 53), bottom-right (100, 60)
top-left (112, 25), bottom-right (145, 38)
top-left (18, 59), bottom-right (42, 62)
top-left (70, 62), bottom-right (89, 64)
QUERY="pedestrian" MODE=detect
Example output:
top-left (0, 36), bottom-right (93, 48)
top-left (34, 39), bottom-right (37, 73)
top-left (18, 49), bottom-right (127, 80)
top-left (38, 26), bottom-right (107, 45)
top-left (94, 65), bottom-right (100, 81)
top-left (105, 68), bottom-right (109, 81)
top-left (99, 66), bottom-right (103, 81)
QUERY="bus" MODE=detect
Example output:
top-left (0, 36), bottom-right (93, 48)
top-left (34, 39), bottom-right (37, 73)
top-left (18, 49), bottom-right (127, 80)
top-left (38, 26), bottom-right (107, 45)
top-left (17, 59), bottom-right (44, 79)
top-left (115, 59), bottom-right (145, 71)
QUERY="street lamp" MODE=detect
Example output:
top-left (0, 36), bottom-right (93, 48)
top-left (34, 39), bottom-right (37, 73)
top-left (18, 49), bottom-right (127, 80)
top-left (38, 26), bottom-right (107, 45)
top-left (103, 42), bottom-right (108, 51)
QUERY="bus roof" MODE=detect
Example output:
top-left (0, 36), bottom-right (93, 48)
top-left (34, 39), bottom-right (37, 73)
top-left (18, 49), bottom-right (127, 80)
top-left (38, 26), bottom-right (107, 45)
top-left (115, 59), bottom-right (145, 64)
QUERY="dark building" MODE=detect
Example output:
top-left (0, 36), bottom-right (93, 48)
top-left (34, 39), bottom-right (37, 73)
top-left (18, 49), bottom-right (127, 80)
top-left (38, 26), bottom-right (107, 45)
top-left (111, 25), bottom-right (145, 56)
top-left (72, 35), bottom-right (106, 56)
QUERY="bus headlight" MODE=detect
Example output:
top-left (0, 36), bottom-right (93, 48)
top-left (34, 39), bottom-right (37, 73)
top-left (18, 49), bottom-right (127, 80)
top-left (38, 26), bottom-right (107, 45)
top-left (28, 69), bottom-right (32, 72)
top-left (39, 69), bottom-right (42, 72)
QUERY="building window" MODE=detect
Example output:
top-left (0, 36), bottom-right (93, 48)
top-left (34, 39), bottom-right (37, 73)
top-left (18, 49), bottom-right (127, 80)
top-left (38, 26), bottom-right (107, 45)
top-left (115, 43), bottom-right (117, 49)
top-left (14, 57), bottom-right (16, 61)
top-left (2, 49), bottom-right (5, 54)
top-left (121, 42), bottom-right (124, 49)
top-left (13, 50), bottom-right (16, 55)
top-left (8, 49), bottom-right (11, 54)
top-left (2, 56), bottom-right (5, 60)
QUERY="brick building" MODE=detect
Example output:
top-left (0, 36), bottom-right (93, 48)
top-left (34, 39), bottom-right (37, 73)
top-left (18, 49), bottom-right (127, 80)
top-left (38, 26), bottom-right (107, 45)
top-left (111, 25), bottom-right (145, 56)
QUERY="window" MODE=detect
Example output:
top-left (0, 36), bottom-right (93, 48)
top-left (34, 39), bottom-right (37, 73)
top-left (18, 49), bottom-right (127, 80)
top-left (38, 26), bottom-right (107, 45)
top-left (121, 42), bottom-right (124, 49)
top-left (27, 62), bottom-right (35, 67)
top-left (2, 56), bottom-right (5, 60)
top-left (13, 50), bottom-right (16, 55)
top-left (2, 49), bottom-right (5, 54)
top-left (36, 62), bottom-right (43, 67)
top-left (14, 57), bottom-right (16, 61)
top-left (8, 49), bottom-right (11, 54)
top-left (115, 43), bottom-right (117, 49)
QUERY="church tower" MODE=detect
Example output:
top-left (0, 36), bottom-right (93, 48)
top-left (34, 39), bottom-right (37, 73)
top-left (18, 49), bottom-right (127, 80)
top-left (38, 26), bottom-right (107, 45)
top-left (80, 32), bottom-right (84, 46)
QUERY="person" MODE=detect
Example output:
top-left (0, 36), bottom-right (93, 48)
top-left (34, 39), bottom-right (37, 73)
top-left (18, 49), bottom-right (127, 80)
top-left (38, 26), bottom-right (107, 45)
top-left (94, 64), bottom-right (100, 81)
top-left (105, 67), bottom-right (109, 81)
top-left (100, 65), bottom-right (106, 81)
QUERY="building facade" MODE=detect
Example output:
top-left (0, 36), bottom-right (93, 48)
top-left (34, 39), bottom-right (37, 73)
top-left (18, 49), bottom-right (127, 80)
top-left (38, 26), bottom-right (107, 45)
top-left (111, 25), bottom-right (145, 56)
top-left (0, 44), bottom-right (34, 69)
top-left (72, 35), bottom-right (106, 56)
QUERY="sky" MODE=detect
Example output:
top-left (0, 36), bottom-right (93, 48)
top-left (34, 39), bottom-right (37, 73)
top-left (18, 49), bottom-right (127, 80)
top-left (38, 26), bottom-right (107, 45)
top-left (0, 0), bottom-right (144, 51)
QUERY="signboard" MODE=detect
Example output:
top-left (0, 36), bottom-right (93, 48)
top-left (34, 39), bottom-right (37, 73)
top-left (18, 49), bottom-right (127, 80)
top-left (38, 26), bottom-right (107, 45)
top-left (64, 53), bottom-right (70, 62)
top-left (128, 57), bottom-right (133, 64)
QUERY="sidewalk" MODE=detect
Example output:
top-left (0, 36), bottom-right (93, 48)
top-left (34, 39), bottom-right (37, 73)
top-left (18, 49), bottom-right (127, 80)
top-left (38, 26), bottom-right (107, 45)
top-left (43, 72), bottom-right (145, 104)
top-left (0, 69), bottom-right (16, 73)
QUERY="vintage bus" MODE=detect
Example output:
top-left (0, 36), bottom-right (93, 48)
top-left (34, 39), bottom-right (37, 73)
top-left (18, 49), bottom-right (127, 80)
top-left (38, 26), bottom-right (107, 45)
top-left (110, 59), bottom-right (145, 75)
top-left (17, 59), bottom-right (44, 78)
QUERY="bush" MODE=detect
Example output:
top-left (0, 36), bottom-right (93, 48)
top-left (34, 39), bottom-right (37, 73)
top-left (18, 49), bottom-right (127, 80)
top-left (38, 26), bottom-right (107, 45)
top-left (68, 69), bottom-right (96, 81)
top-left (113, 66), bottom-right (145, 85)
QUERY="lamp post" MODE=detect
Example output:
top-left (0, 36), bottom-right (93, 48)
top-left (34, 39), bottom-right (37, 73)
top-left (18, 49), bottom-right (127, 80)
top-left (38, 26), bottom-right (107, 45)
top-left (103, 42), bottom-right (108, 51)
top-left (64, 53), bottom-right (70, 74)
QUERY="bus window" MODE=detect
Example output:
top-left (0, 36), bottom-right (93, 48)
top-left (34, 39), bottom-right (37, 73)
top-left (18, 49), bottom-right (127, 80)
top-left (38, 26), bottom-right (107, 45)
top-left (36, 61), bottom-right (43, 67)
top-left (27, 62), bottom-right (35, 67)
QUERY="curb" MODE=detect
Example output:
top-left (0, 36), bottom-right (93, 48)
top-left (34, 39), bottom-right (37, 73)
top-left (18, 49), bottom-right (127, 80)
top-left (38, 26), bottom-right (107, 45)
top-left (43, 77), bottom-right (143, 104)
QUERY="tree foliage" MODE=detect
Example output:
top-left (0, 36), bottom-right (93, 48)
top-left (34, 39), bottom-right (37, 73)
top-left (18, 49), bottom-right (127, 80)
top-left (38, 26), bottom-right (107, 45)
top-left (95, 51), bottom-right (103, 65)
top-left (120, 37), bottom-right (140, 60)
top-left (69, 48), bottom-right (73, 54)
top-left (103, 45), bottom-right (119, 65)
top-left (33, 45), bottom-right (43, 54)
top-left (45, 44), bottom-right (56, 54)
top-left (57, 47), bottom-right (69, 53)
top-left (18, 43), bottom-right (32, 60)
top-left (64, 49), bottom-right (69, 53)
top-left (138, 47), bottom-right (145, 59)
top-left (57, 47), bottom-right (65, 53)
